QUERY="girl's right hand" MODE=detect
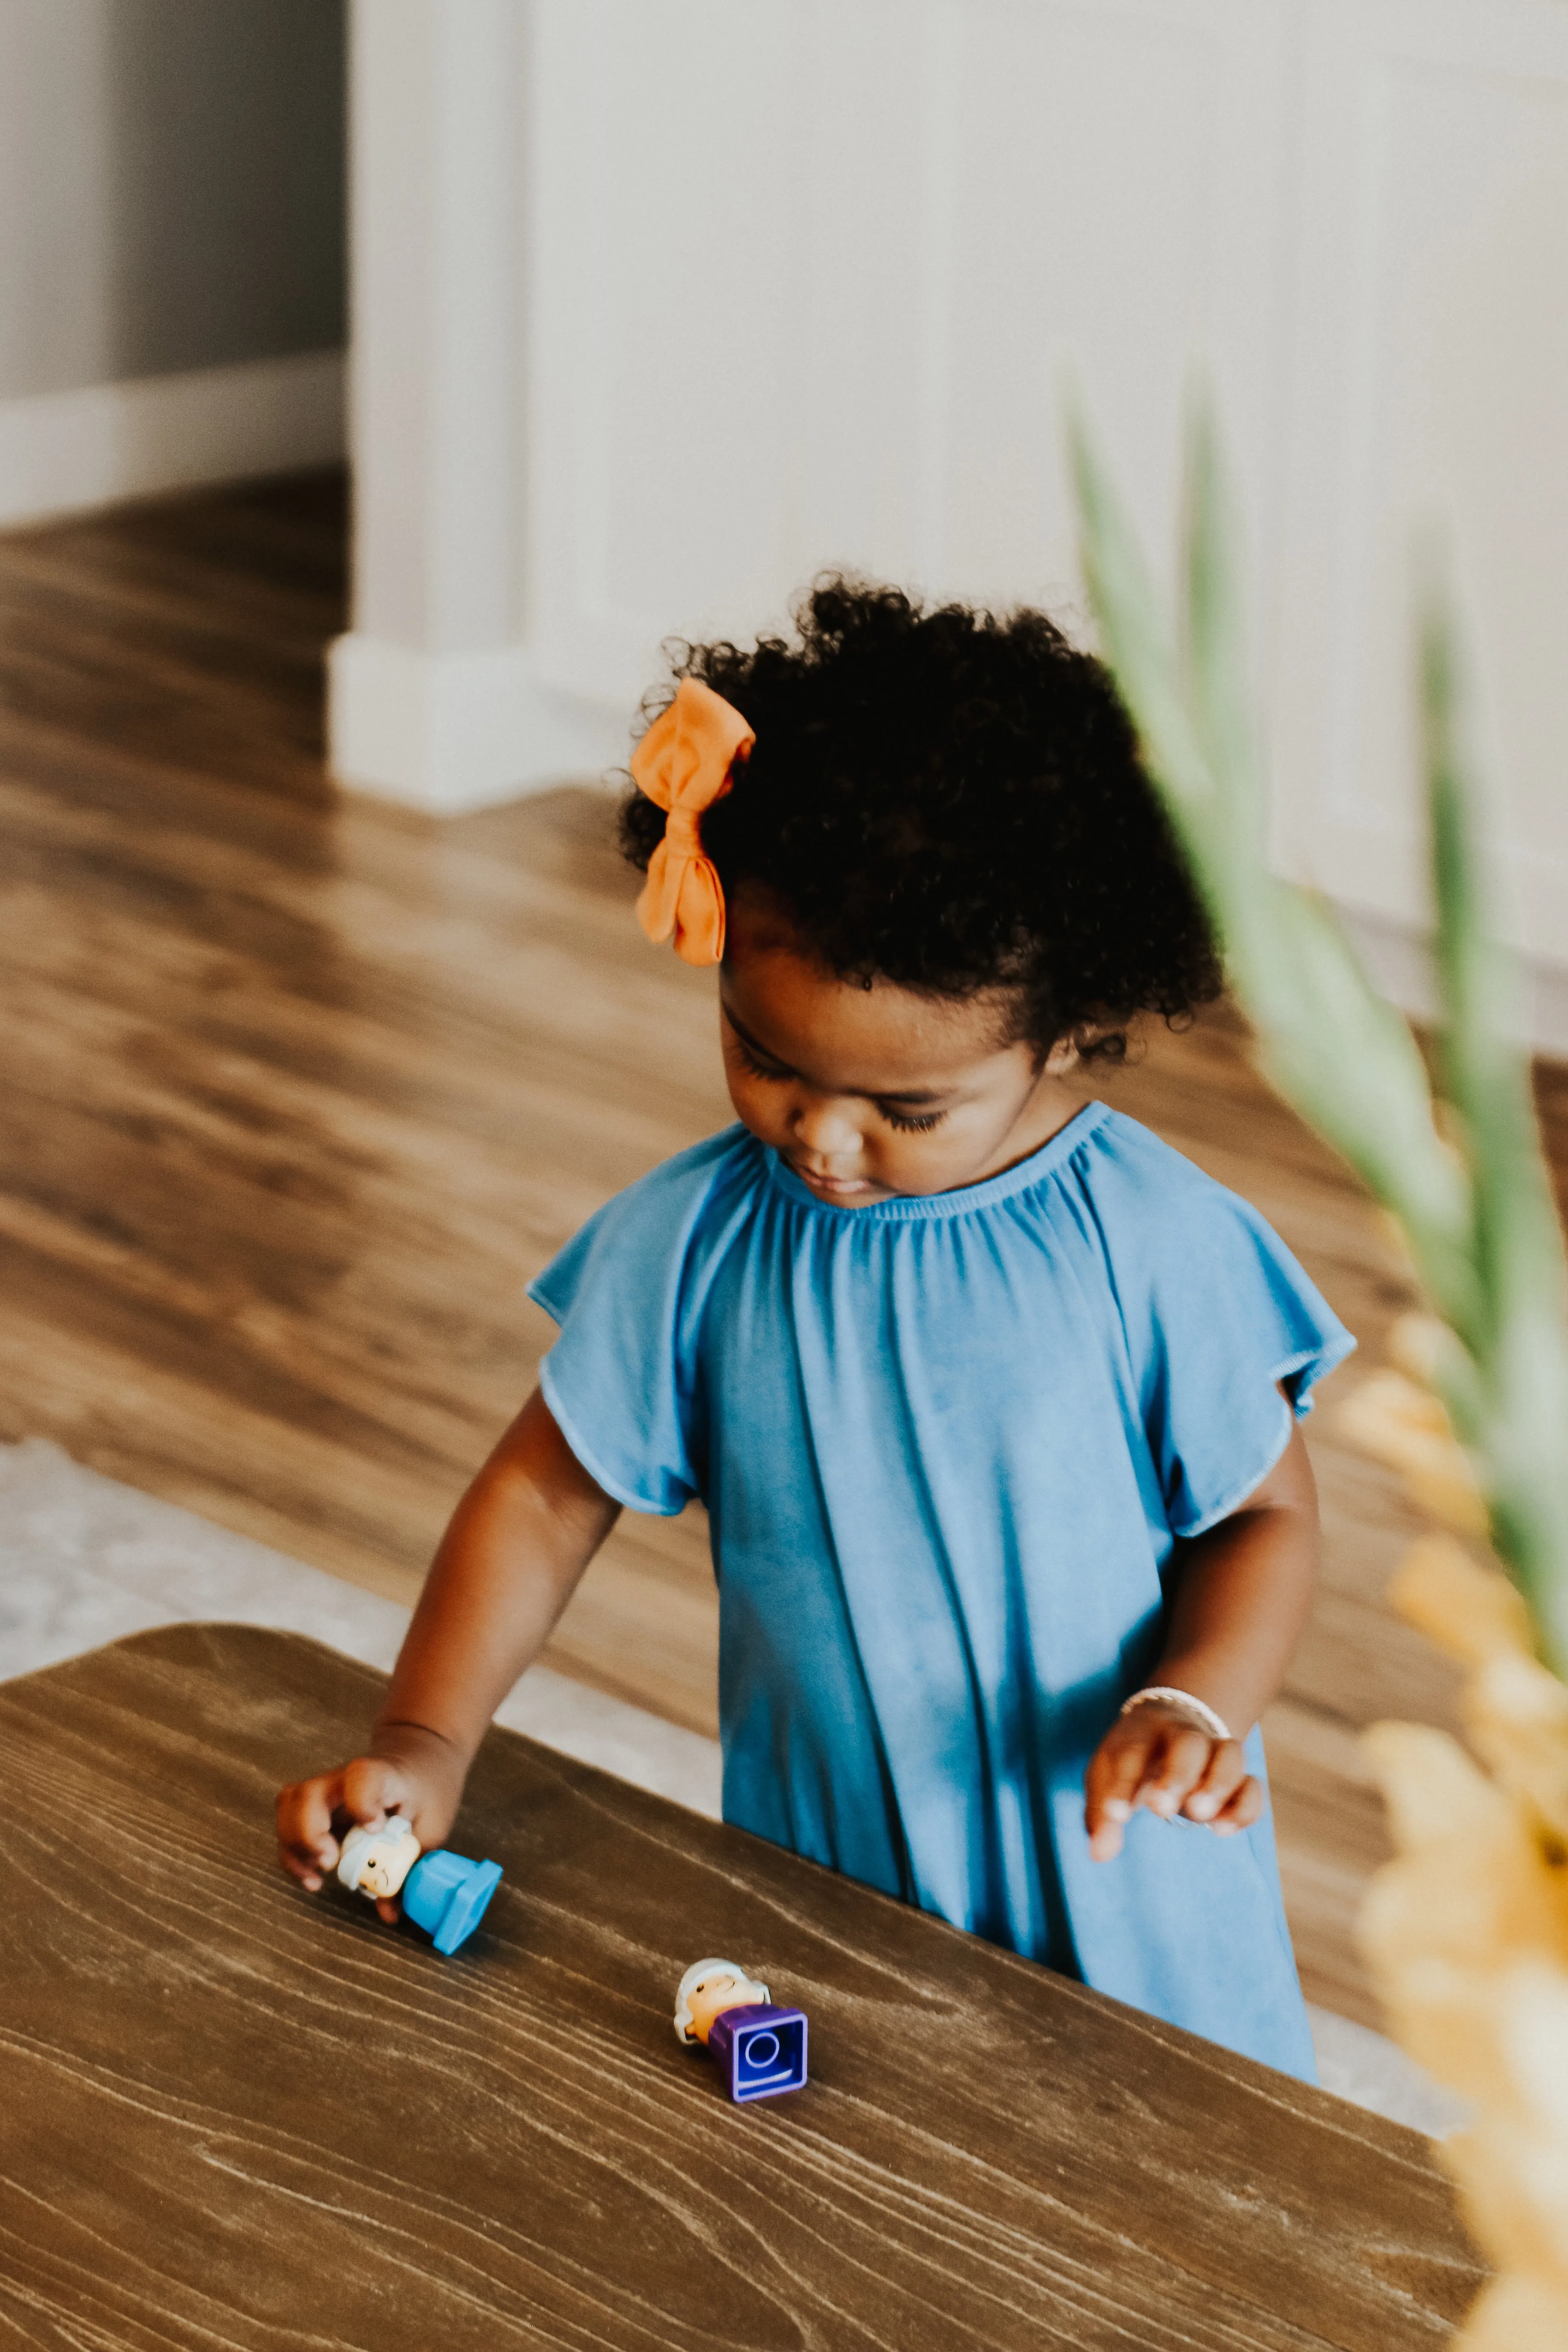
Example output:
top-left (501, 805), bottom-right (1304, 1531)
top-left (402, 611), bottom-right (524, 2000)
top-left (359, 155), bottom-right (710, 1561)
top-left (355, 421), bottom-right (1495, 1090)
top-left (276, 1724), bottom-right (468, 1923)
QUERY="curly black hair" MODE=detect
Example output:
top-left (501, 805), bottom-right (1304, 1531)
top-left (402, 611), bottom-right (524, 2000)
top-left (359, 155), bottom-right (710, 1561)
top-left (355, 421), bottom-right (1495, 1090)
top-left (620, 577), bottom-right (1221, 1060)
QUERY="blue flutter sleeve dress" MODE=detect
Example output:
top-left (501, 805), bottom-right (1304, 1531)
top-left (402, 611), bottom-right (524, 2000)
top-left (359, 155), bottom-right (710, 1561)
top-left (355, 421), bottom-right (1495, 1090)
top-left (528, 1102), bottom-right (1354, 2079)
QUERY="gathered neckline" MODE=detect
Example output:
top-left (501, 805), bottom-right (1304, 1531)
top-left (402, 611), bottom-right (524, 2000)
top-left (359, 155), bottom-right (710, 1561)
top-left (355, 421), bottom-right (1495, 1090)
top-left (763, 1100), bottom-right (1111, 1222)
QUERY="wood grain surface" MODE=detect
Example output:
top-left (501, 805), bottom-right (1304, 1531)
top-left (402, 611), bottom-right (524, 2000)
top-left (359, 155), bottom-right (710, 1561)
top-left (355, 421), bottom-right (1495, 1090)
top-left (0, 1625), bottom-right (1483, 2350)
top-left (1, 473), bottom-right (1565, 2030)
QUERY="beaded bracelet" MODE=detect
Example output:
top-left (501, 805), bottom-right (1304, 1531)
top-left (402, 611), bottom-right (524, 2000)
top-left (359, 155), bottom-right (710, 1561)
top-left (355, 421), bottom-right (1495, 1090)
top-left (1118, 1685), bottom-right (1233, 1744)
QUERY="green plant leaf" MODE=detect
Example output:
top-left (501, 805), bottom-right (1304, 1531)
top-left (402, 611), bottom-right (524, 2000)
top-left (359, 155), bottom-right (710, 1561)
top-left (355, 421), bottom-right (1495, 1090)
top-left (1069, 392), bottom-right (1568, 1667)
top-left (1070, 402), bottom-right (1475, 1316)
top-left (1421, 583), bottom-right (1568, 1658)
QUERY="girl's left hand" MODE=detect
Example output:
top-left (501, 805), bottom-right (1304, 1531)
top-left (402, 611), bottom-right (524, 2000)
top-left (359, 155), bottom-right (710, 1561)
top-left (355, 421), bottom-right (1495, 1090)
top-left (1084, 1702), bottom-right (1261, 1862)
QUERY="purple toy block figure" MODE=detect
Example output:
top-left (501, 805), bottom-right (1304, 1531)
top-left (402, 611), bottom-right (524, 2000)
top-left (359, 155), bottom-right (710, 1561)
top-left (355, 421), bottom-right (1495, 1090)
top-left (674, 1958), bottom-right (808, 2102)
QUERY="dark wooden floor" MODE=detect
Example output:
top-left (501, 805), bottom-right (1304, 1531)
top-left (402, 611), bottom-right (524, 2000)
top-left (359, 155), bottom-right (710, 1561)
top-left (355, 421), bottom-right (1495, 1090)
top-left (3, 471), bottom-right (1555, 2028)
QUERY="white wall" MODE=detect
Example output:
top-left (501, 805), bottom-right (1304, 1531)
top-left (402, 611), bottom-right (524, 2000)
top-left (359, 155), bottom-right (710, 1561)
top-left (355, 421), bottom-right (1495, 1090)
top-left (525, 0), bottom-right (1291, 714)
top-left (337, 0), bottom-right (1568, 1029)
top-left (333, 0), bottom-right (630, 811)
top-left (0, 0), bottom-right (347, 521)
top-left (1270, 0), bottom-right (1568, 993)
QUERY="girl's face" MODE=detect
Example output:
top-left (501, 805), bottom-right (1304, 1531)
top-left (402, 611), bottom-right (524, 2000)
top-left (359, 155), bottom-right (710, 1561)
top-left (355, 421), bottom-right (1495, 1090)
top-left (720, 890), bottom-right (1084, 1204)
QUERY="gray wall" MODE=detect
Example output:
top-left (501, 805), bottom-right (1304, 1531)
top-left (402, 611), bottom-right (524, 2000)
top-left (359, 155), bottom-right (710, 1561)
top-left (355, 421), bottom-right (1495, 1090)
top-left (0, 0), bottom-right (346, 401)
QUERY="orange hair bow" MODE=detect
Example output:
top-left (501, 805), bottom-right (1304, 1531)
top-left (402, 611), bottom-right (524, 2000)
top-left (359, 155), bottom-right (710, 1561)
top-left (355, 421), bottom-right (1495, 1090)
top-left (631, 677), bottom-right (754, 967)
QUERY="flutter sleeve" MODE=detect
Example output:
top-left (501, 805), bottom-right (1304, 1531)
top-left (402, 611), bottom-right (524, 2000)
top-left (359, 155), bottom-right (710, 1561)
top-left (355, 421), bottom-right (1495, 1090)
top-left (527, 1130), bottom-right (748, 1515)
top-left (1092, 1122), bottom-right (1357, 1539)
top-left (1149, 1194), bottom-right (1354, 1536)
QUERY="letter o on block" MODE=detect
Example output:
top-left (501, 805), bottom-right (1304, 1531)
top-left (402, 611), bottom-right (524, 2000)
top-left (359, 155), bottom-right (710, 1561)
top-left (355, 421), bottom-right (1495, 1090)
top-left (708, 2003), bottom-right (809, 2103)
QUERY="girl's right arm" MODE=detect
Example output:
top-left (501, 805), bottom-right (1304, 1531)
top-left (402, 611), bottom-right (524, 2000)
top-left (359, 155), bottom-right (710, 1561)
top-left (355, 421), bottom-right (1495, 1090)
top-left (276, 1387), bottom-right (620, 1915)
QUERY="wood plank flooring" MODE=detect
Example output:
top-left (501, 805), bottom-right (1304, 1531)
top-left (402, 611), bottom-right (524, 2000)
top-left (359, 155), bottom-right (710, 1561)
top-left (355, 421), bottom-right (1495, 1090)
top-left (0, 471), bottom-right (1546, 2027)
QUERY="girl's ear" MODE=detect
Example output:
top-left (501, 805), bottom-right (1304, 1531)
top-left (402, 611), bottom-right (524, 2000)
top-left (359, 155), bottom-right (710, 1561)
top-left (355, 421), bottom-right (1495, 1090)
top-left (1043, 1033), bottom-right (1082, 1076)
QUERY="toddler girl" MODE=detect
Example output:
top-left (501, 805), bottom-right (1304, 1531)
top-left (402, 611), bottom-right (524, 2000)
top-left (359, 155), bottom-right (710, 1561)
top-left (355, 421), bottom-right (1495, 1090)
top-left (279, 581), bottom-right (1352, 2080)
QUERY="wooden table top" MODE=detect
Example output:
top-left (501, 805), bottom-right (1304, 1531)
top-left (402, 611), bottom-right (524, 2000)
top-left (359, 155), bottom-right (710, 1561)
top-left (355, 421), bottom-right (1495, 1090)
top-left (0, 1626), bottom-right (1481, 2349)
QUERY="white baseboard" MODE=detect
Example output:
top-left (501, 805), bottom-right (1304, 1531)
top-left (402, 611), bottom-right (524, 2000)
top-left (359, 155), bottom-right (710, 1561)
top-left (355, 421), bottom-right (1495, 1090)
top-left (0, 348), bottom-right (346, 528)
top-left (1340, 905), bottom-right (1568, 1062)
top-left (328, 632), bottom-right (631, 814)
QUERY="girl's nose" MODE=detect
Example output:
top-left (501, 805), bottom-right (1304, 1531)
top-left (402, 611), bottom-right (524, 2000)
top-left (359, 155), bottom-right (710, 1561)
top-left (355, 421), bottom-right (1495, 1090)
top-left (791, 1094), bottom-right (864, 1160)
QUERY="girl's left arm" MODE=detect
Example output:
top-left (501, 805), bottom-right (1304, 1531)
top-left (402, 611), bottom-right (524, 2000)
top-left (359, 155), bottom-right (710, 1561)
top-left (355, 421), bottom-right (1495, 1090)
top-left (1083, 1420), bottom-right (1319, 1862)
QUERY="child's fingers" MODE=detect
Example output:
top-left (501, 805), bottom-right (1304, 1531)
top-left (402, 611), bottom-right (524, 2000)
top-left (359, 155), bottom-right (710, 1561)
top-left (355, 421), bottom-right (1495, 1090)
top-left (1085, 1726), bottom-right (1163, 1859)
top-left (1207, 1773), bottom-right (1263, 1837)
top-left (340, 1755), bottom-right (410, 1831)
top-left (1179, 1738), bottom-right (1248, 1823)
top-left (279, 1847), bottom-right (328, 1892)
top-left (1087, 1711), bottom-right (1260, 1861)
top-left (276, 1757), bottom-right (408, 1894)
top-left (1131, 1723), bottom-right (1213, 1819)
top-left (276, 1768), bottom-right (350, 1890)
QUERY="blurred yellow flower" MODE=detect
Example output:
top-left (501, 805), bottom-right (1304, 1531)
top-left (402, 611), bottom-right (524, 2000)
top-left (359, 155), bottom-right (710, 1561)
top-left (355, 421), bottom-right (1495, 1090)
top-left (1072, 392), bottom-right (1568, 2350)
top-left (1339, 1371), bottom-right (1489, 1535)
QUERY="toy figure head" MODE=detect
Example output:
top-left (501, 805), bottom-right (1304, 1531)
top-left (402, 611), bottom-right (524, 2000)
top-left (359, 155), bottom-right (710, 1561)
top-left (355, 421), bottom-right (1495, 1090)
top-left (337, 1815), bottom-right (420, 1901)
top-left (674, 1957), bottom-right (771, 2046)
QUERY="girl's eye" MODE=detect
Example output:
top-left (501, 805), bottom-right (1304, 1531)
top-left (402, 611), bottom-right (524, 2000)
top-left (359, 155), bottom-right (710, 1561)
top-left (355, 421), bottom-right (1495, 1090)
top-left (882, 1106), bottom-right (946, 1133)
top-left (736, 1046), bottom-right (789, 1083)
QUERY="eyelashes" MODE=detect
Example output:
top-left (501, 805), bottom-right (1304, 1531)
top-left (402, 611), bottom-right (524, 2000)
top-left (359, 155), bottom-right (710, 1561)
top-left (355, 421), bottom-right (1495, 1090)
top-left (734, 1044), bottom-right (789, 1084)
top-left (732, 1044), bottom-right (947, 1133)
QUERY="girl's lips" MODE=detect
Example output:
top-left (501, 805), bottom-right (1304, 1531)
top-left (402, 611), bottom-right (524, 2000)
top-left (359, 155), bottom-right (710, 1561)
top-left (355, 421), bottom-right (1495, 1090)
top-left (789, 1161), bottom-right (877, 1197)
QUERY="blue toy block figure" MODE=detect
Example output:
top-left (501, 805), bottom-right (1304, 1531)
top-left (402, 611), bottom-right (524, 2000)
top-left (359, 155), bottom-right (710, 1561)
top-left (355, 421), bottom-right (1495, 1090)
top-left (400, 1849), bottom-right (504, 1955)
top-left (337, 1817), bottom-right (502, 1955)
top-left (674, 1958), bottom-right (809, 2102)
